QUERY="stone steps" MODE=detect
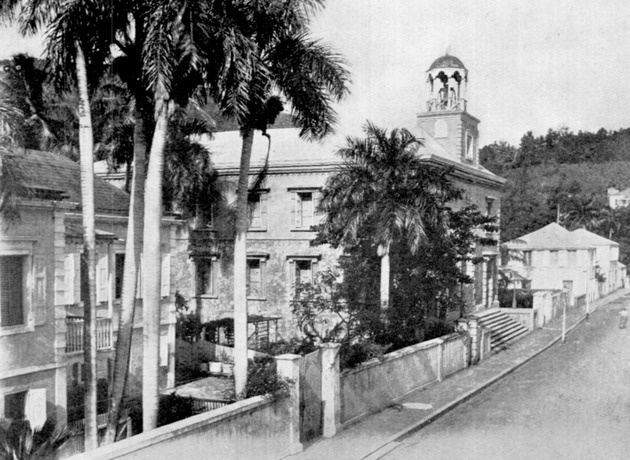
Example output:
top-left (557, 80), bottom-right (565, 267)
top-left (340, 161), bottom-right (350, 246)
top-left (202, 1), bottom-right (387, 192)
top-left (477, 310), bottom-right (529, 352)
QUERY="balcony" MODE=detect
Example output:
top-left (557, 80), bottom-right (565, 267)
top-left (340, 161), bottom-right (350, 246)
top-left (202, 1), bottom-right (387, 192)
top-left (65, 317), bottom-right (113, 353)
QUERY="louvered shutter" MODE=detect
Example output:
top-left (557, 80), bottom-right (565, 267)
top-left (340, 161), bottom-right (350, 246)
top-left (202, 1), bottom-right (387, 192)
top-left (64, 254), bottom-right (76, 305)
top-left (260, 193), bottom-right (268, 230)
top-left (295, 193), bottom-right (303, 227)
top-left (96, 252), bottom-right (109, 303)
top-left (0, 256), bottom-right (24, 327)
top-left (33, 256), bottom-right (46, 325)
top-left (161, 253), bottom-right (170, 298)
top-left (314, 191), bottom-right (323, 223)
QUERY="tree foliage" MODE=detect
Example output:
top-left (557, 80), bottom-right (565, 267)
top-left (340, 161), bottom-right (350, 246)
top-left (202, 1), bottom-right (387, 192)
top-left (484, 126), bottom-right (630, 264)
top-left (309, 123), bottom-right (497, 352)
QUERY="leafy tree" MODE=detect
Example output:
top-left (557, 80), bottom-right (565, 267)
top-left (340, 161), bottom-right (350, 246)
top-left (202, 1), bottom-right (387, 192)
top-left (479, 140), bottom-right (518, 174)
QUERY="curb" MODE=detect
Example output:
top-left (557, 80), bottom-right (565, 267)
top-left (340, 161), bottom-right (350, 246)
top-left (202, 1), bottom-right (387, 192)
top-left (362, 312), bottom-right (591, 460)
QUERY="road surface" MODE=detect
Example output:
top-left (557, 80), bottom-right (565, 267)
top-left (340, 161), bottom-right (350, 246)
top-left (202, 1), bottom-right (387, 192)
top-left (383, 297), bottom-right (630, 460)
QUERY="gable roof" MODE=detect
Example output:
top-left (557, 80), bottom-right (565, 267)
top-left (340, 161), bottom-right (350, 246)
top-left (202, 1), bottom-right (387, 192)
top-left (504, 223), bottom-right (619, 250)
top-left (571, 228), bottom-right (619, 247)
top-left (6, 149), bottom-right (129, 214)
top-left (504, 223), bottom-right (583, 250)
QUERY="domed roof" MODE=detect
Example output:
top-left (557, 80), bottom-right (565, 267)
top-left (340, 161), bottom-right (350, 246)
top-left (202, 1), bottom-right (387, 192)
top-left (428, 54), bottom-right (466, 71)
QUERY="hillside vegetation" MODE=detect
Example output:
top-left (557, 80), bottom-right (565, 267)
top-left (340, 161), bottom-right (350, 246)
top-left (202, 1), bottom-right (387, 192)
top-left (480, 128), bottom-right (630, 264)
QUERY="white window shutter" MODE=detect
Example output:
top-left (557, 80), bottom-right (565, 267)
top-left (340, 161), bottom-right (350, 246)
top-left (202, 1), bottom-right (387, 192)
top-left (161, 253), bottom-right (170, 298)
top-left (295, 193), bottom-right (302, 227)
top-left (96, 252), bottom-right (109, 303)
top-left (290, 192), bottom-right (297, 228)
top-left (136, 253), bottom-right (143, 299)
top-left (260, 193), bottom-right (268, 229)
top-left (73, 253), bottom-right (81, 305)
top-left (64, 254), bottom-right (75, 305)
top-left (24, 389), bottom-right (47, 430)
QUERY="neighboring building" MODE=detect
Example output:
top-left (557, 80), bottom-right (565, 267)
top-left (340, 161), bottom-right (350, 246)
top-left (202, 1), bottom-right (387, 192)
top-left (190, 54), bottom-right (505, 336)
top-left (0, 149), bottom-right (189, 432)
top-left (607, 187), bottom-right (630, 209)
top-left (502, 223), bottom-right (625, 305)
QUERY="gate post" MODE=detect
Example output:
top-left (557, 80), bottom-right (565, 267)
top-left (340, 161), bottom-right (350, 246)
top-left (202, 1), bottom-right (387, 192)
top-left (276, 354), bottom-right (303, 455)
top-left (321, 343), bottom-right (341, 438)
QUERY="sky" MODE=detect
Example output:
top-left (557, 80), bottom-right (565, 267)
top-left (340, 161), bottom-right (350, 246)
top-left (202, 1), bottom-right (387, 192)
top-left (2, 0), bottom-right (630, 146)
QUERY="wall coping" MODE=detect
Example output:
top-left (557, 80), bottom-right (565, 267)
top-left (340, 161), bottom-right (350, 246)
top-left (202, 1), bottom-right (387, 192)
top-left (341, 332), bottom-right (465, 377)
top-left (499, 308), bottom-right (534, 314)
top-left (68, 396), bottom-right (273, 460)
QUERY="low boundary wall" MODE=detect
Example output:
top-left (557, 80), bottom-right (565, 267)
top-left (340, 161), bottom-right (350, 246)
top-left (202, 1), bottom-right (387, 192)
top-left (339, 333), bottom-right (469, 426)
top-left (68, 354), bottom-right (302, 460)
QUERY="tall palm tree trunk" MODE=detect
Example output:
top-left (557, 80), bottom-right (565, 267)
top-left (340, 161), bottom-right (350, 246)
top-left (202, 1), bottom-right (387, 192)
top-left (104, 103), bottom-right (147, 444)
top-left (234, 128), bottom-right (254, 395)
top-left (378, 243), bottom-right (390, 311)
top-left (76, 44), bottom-right (98, 451)
top-left (142, 93), bottom-right (171, 432)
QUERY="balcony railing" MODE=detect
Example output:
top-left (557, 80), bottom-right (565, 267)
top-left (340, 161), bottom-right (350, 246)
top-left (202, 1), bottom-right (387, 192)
top-left (65, 317), bottom-right (113, 353)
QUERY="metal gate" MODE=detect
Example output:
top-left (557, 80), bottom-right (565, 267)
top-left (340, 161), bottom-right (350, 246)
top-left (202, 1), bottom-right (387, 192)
top-left (299, 348), bottom-right (322, 442)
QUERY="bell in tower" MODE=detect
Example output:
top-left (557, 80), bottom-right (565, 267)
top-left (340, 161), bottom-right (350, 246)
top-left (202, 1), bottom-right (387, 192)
top-left (426, 54), bottom-right (468, 112)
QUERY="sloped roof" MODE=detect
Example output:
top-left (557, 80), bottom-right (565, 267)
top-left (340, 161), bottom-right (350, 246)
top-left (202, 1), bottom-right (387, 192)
top-left (609, 187), bottom-right (630, 197)
top-left (200, 128), bottom-right (343, 172)
top-left (504, 223), bottom-right (620, 250)
top-left (504, 223), bottom-right (587, 250)
top-left (201, 127), bottom-right (505, 187)
top-left (6, 149), bottom-right (129, 214)
top-left (570, 228), bottom-right (619, 247)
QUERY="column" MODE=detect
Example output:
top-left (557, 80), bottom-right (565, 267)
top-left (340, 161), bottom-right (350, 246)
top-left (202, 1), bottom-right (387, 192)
top-left (321, 343), bottom-right (341, 437)
top-left (275, 354), bottom-right (303, 456)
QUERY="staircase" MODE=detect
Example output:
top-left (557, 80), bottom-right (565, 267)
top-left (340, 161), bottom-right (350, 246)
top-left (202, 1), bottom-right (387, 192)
top-left (476, 309), bottom-right (529, 352)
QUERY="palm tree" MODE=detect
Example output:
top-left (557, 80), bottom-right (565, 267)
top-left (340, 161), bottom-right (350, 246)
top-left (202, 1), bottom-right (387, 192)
top-left (45, 2), bottom-right (113, 449)
top-left (0, 419), bottom-right (70, 460)
top-left (317, 122), bottom-right (459, 312)
top-left (137, 0), bottom-right (259, 431)
top-left (2, 0), bottom-right (114, 448)
top-left (214, 0), bottom-right (350, 394)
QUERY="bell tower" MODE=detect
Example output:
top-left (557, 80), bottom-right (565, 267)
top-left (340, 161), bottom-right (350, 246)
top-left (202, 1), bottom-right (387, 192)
top-left (417, 54), bottom-right (480, 165)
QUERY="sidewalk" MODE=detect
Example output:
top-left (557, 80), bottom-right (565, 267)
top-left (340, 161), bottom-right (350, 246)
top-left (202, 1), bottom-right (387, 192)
top-left (289, 288), bottom-right (630, 460)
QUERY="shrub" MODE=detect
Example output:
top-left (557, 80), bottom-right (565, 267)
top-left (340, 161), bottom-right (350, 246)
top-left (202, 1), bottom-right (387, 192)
top-left (339, 341), bottom-right (388, 370)
top-left (157, 393), bottom-right (196, 427)
top-left (256, 338), bottom-right (317, 356)
top-left (225, 356), bottom-right (292, 401)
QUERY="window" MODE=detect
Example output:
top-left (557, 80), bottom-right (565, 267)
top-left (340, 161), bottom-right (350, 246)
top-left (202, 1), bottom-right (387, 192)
top-left (115, 253), bottom-right (125, 299)
top-left (248, 194), bottom-right (262, 228)
top-left (288, 255), bottom-right (320, 293)
top-left (294, 260), bottom-right (313, 285)
top-left (4, 391), bottom-right (27, 420)
top-left (248, 192), bottom-right (268, 230)
top-left (247, 259), bottom-right (264, 299)
top-left (465, 132), bottom-right (475, 160)
top-left (522, 251), bottom-right (532, 267)
top-left (196, 257), bottom-right (218, 297)
top-left (568, 250), bottom-right (577, 266)
top-left (1, 255), bottom-right (25, 327)
top-left (295, 192), bottom-right (314, 229)
top-left (290, 189), bottom-right (320, 230)
top-left (550, 250), bottom-right (559, 266)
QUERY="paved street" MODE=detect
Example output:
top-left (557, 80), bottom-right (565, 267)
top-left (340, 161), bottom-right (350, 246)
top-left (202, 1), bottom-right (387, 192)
top-left (383, 296), bottom-right (630, 460)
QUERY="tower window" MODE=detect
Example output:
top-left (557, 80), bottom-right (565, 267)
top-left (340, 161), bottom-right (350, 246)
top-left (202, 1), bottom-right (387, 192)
top-left (465, 132), bottom-right (475, 160)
